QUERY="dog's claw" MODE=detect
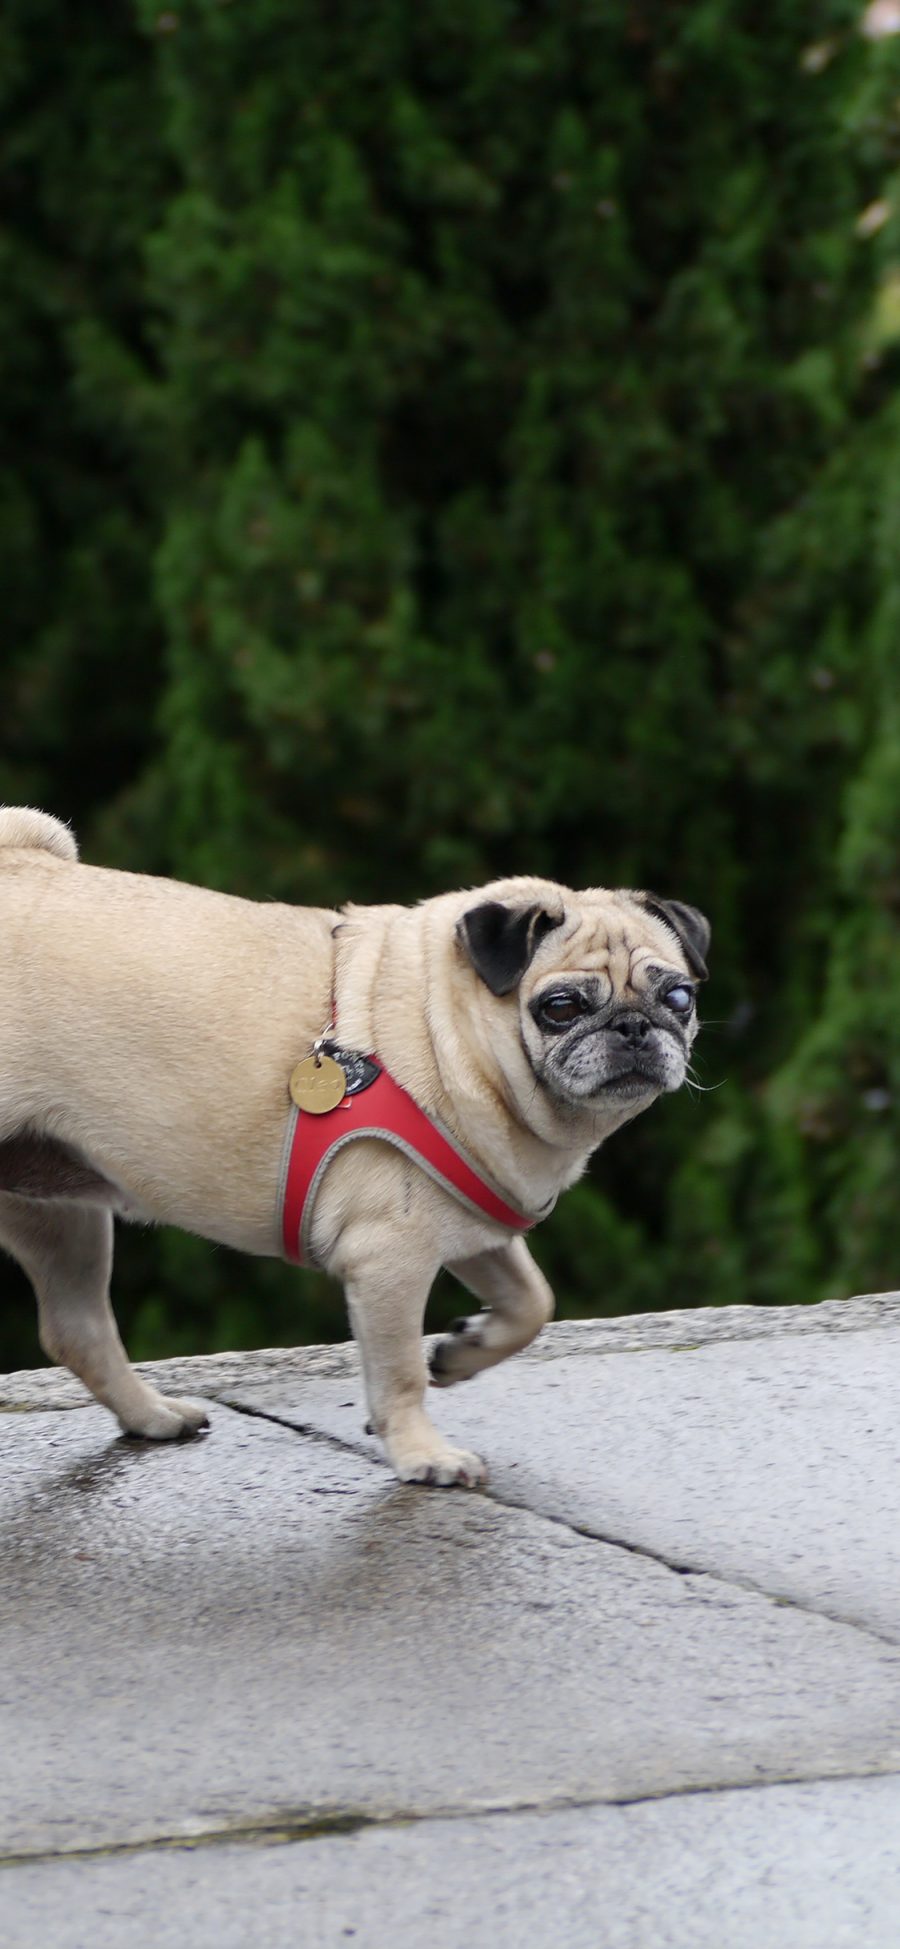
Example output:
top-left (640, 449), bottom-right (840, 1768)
top-left (118, 1396), bottom-right (210, 1442)
top-left (392, 1443), bottom-right (487, 1489)
top-left (429, 1316), bottom-right (485, 1388)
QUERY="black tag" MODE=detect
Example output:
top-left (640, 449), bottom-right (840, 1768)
top-left (322, 1044), bottom-right (381, 1097)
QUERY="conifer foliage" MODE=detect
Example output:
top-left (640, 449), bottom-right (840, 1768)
top-left (2, 2), bottom-right (900, 1363)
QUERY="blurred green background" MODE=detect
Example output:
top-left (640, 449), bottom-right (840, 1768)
top-left (3, 0), bottom-right (900, 1370)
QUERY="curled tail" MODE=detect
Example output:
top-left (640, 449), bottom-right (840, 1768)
top-left (0, 806), bottom-right (78, 862)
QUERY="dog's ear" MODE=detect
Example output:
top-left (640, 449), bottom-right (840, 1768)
top-left (456, 901), bottom-right (563, 997)
top-left (639, 894), bottom-right (710, 982)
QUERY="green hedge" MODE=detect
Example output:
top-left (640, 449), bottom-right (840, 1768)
top-left (3, 2), bottom-right (900, 1367)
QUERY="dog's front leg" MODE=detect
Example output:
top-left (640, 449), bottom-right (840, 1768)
top-left (430, 1236), bottom-right (555, 1387)
top-left (342, 1243), bottom-right (486, 1488)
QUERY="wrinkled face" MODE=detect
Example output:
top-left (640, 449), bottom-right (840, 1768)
top-left (457, 887), bottom-right (709, 1118)
top-left (522, 940), bottom-right (697, 1108)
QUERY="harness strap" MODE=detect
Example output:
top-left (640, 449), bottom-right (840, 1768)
top-left (280, 1060), bottom-right (537, 1265)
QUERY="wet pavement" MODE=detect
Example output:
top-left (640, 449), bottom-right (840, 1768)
top-left (4, 1295), bottom-right (900, 1945)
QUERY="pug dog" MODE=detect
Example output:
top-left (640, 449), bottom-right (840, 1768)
top-left (0, 806), bottom-right (708, 1487)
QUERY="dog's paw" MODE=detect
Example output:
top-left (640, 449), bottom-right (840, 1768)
top-left (391, 1438), bottom-right (487, 1490)
top-left (121, 1395), bottom-right (210, 1442)
top-left (429, 1315), bottom-right (487, 1388)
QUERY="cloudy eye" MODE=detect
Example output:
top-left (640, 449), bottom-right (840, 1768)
top-left (664, 985), bottom-right (694, 1016)
top-left (538, 991), bottom-right (588, 1029)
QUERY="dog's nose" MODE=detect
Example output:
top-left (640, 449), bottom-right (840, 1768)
top-left (611, 1012), bottom-right (651, 1047)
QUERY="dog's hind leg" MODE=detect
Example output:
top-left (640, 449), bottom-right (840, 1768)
top-left (430, 1236), bottom-right (555, 1387)
top-left (0, 1193), bottom-right (208, 1439)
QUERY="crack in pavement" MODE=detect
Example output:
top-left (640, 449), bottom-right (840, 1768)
top-left (5, 1396), bottom-right (900, 1874)
top-left (5, 1766), bottom-right (900, 1872)
top-left (220, 1399), bottom-right (900, 1656)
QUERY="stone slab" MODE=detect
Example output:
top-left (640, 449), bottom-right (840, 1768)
top-left (210, 1319), bottom-right (900, 1645)
top-left (5, 1403), bottom-right (900, 1862)
top-left (6, 1776), bottom-right (900, 1949)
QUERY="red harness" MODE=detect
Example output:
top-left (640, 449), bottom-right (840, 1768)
top-left (279, 1054), bottom-right (538, 1265)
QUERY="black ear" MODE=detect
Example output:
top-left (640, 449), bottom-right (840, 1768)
top-left (639, 894), bottom-right (711, 981)
top-left (456, 901), bottom-right (563, 997)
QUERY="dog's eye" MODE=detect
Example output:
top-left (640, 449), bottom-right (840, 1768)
top-left (664, 985), bottom-right (694, 1015)
top-left (538, 992), bottom-right (587, 1028)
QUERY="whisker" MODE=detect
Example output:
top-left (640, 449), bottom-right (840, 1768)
top-left (683, 1065), bottom-right (727, 1096)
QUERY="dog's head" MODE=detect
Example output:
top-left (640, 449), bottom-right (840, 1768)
top-left (456, 883), bottom-right (709, 1117)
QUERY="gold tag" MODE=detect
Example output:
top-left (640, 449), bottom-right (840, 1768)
top-left (289, 1053), bottom-right (348, 1114)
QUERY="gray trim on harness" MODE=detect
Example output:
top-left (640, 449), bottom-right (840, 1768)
top-left (274, 1101), bottom-right (301, 1254)
top-left (296, 1123), bottom-right (557, 1267)
top-left (422, 1101), bottom-right (556, 1224)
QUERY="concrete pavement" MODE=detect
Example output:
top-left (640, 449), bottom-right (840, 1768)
top-left (4, 1295), bottom-right (900, 1944)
